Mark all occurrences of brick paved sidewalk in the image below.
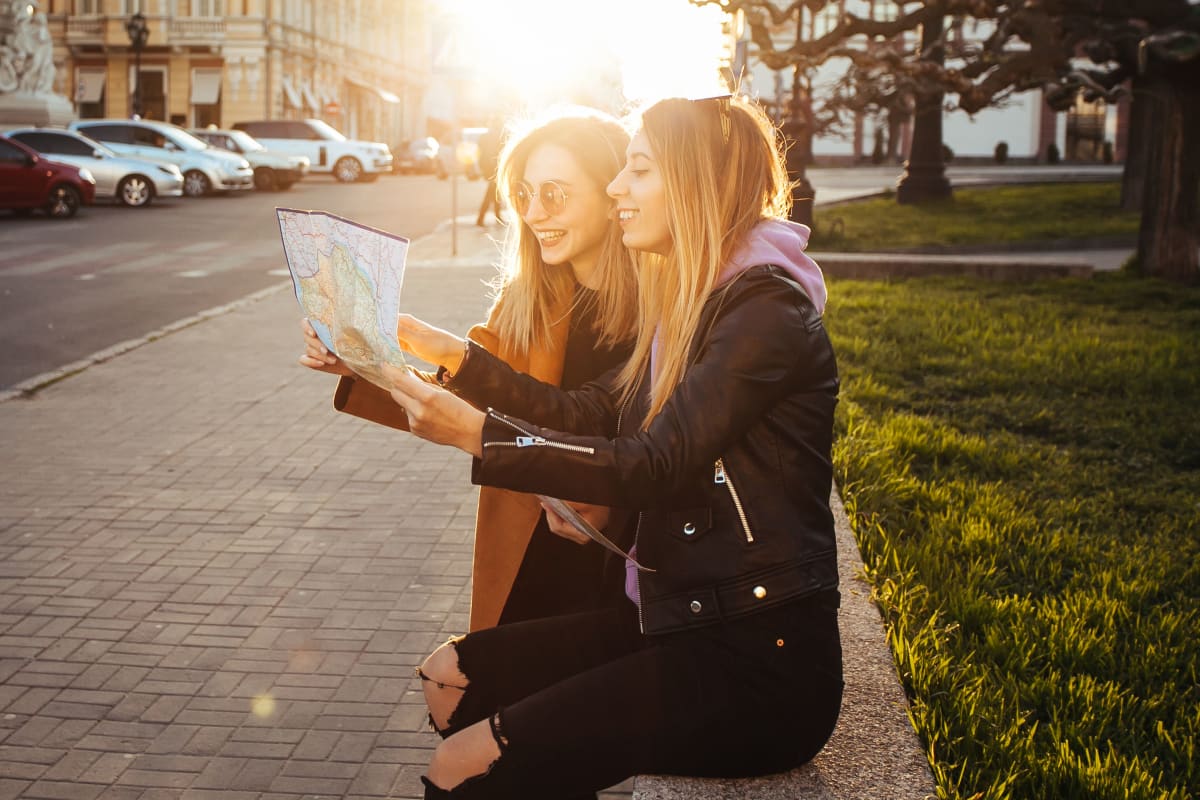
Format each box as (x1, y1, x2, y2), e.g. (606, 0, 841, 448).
(0, 253, 564, 799)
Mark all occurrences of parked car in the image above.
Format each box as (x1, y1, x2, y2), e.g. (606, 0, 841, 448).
(68, 118, 253, 198)
(4, 126, 182, 207)
(190, 127, 309, 191)
(232, 119, 392, 182)
(0, 135, 96, 218)
(393, 136, 441, 175)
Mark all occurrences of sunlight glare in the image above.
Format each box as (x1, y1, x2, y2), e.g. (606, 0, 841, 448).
(438, 0, 729, 111)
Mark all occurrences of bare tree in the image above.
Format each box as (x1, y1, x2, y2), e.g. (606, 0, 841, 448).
(701, 0, 1200, 281)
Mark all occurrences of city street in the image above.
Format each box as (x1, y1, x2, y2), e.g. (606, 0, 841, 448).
(0, 172, 482, 390)
(0, 162, 1122, 392)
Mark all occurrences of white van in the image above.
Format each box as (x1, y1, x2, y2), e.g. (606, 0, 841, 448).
(232, 119, 392, 182)
(69, 118, 253, 197)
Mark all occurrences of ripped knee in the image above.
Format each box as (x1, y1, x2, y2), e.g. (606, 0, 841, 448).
(425, 713, 507, 794)
(418, 636, 470, 734)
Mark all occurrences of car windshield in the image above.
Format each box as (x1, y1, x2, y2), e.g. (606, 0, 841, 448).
(306, 119, 346, 141)
(72, 133, 119, 158)
(164, 126, 211, 151)
(227, 130, 265, 152)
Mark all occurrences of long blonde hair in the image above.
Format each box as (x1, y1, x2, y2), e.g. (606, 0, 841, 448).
(486, 107, 638, 355)
(616, 96, 792, 427)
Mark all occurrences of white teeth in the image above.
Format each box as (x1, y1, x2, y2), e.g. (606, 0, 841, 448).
(537, 230, 565, 243)
(618, 210, 636, 221)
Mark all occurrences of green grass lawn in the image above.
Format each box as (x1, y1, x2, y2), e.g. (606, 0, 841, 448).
(825, 272, 1199, 799)
(810, 182, 1139, 251)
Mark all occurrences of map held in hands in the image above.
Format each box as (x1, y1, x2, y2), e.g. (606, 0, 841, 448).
(277, 208, 409, 388)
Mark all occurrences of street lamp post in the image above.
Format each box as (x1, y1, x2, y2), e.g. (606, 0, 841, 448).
(125, 12, 149, 119)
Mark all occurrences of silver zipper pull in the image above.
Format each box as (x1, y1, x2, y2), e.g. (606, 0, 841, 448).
(516, 436, 545, 447)
(714, 460, 726, 484)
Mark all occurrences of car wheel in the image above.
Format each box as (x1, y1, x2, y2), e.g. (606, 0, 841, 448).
(118, 175, 154, 207)
(333, 157, 363, 183)
(45, 184, 82, 218)
(254, 167, 279, 192)
(183, 169, 212, 197)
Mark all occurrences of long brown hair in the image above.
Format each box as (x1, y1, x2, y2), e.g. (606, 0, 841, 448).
(486, 107, 638, 355)
(616, 96, 792, 426)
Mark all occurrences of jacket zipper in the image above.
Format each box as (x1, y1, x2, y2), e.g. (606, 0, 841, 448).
(714, 458, 754, 543)
(483, 409, 596, 454)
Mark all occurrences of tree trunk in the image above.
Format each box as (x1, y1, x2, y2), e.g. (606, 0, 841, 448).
(1120, 75, 1149, 212)
(1136, 67, 1200, 283)
(896, 7, 952, 205)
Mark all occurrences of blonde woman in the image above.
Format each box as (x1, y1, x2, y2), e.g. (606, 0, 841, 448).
(385, 95, 841, 799)
(300, 107, 638, 631)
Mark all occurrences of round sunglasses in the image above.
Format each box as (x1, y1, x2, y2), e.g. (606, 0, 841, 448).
(509, 180, 568, 216)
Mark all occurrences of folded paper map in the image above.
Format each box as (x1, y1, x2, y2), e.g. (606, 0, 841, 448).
(537, 495, 655, 572)
(277, 208, 408, 389)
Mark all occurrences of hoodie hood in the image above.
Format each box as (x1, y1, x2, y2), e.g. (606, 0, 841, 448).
(719, 218, 826, 314)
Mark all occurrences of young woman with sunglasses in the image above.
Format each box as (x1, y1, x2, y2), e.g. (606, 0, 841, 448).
(383, 94, 841, 799)
(300, 107, 638, 632)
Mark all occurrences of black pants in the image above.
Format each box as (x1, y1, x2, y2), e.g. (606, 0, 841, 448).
(433, 591, 843, 799)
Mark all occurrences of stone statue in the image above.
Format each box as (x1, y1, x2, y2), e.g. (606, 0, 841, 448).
(0, 0, 55, 95)
(0, 0, 73, 125)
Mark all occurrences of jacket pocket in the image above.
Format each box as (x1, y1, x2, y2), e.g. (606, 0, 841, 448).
(668, 507, 712, 543)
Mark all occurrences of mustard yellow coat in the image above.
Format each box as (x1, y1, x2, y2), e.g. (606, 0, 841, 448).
(332, 297, 572, 632)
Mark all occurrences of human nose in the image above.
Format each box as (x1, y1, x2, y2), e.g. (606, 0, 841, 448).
(522, 191, 549, 222)
(607, 169, 627, 199)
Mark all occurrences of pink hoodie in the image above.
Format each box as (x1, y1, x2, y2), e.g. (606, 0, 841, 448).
(718, 217, 827, 313)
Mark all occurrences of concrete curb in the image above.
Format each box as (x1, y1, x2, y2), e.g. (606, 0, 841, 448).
(0, 281, 292, 404)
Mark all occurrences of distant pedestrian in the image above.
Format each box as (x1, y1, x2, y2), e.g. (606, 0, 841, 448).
(385, 94, 841, 799)
(299, 106, 639, 633)
(475, 121, 504, 226)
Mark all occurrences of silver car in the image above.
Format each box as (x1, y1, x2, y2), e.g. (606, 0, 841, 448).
(4, 127, 183, 207)
(69, 119, 253, 197)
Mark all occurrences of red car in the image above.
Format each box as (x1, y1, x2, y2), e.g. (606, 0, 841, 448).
(0, 134, 96, 219)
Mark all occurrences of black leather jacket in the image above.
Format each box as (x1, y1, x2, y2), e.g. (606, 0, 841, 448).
(449, 265, 840, 635)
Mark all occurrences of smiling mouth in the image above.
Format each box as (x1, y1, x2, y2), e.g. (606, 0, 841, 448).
(536, 230, 565, 244)
(617, 210, 636, 222)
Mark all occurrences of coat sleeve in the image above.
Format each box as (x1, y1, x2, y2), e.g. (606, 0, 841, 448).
(470, 274, 836, 507)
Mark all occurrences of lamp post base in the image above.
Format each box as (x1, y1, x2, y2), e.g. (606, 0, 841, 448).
(896, 159, 952, 205)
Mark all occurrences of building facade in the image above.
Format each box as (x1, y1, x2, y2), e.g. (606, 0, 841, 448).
(40, 0, 431, 148)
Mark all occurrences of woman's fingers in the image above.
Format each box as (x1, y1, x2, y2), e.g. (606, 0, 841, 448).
(298, 318, 354, 376)
(382, 365, 485, 457)
(540, 503, 591, 545)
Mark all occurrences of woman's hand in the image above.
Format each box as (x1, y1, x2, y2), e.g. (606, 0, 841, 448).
(396, 314, 467, 372)
(298, 318, 355, 377)
(541, 501, 612, 546)
(383, 365, 484, 457)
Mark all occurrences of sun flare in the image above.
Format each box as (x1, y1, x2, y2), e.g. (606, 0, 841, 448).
(435, 0, 729, 113)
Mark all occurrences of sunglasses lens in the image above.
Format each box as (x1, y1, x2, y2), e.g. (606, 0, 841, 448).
(541, 184, 566, 215)
(511, 184, 532, 215)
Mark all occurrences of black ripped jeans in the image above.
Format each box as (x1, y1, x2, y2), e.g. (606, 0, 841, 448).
(426, 591, 843, 799)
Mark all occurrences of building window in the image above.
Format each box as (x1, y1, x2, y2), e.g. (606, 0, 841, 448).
(872, 0, 898, 22)
(812, 4, 840, 39)
(124, 0, 149, 14)
(192, 0, 224, 16)
(75, 0, 101, 14)
(191, 68, 222, 127)
(75, 68, 106, 118)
